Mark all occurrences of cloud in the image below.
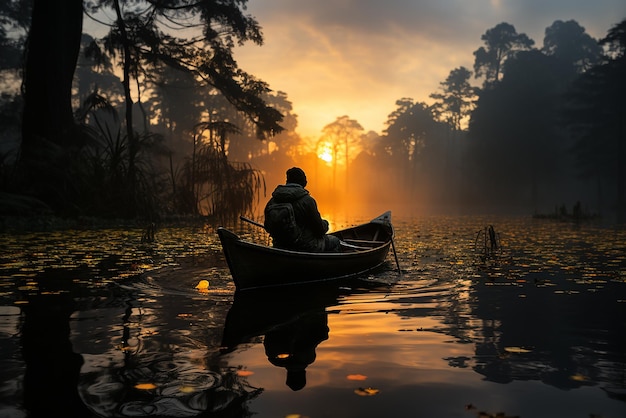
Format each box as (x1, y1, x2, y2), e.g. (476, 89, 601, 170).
(236, 0, 626, 137)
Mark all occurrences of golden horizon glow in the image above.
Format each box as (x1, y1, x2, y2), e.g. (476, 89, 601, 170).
(318, 144, 333, 163)
(233, 3, 618, 139)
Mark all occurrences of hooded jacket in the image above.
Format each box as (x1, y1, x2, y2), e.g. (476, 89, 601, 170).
(264, 183, 329, 251)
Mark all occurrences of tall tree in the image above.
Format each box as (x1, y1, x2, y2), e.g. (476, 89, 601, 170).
(542, 20, 602, 75)
(473, 22, 534, 88)
(469, 49, 571, 210)
(21, 0, 83, 161)
(18, 0, 285, 216)
(430, 66, 477, 131)
(321, 115, 363, 192)
(383, 99, 442, 200)
(563, 19, 626, 219)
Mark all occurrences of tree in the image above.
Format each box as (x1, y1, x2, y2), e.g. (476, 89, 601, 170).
(19, 0, 84, 213)
(430, 66, 477, 131)
(563, 19, 626, 219)
(542, 20, 602, 75)
(320, 115, 363, 192)
(18, 0, 285, 217)
(468, 50, 571, 210)
(21, 0, 83, 161)
(473, 22, 534, 88)
(383, 99, 443, 202)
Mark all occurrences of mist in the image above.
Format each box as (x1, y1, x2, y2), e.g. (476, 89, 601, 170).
(0, 3, 624, 223)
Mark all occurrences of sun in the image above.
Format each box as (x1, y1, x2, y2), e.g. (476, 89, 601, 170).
(319, 149, 333, 163)
(317, 142, 333, 163)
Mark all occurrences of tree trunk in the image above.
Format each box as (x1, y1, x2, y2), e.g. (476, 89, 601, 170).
(21, 0, 83, 161)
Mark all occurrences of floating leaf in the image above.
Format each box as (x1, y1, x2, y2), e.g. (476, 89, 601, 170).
(195, 280, 210, 291)
(237, 370, 254, 377)
(354, 387, 379, 396)
(276, 353, 290, 359)
(504, 347, 531, 353)
(347, 374, 368, 381)
(134, 383, 157, 390)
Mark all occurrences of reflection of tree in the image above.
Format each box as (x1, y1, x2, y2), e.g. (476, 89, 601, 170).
(21, 272, 91, 417)
(469, 280, 626, 391)
(80, 285, 262, 417)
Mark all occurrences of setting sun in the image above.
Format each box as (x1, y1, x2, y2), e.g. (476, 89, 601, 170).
(317, 142, 333, 163)
(319, 149, 333, 163)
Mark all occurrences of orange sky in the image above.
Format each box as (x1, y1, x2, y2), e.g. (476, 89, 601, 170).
(234, 0, 626, 139)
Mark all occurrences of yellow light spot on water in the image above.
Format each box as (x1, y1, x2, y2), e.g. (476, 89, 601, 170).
(354, 387, 379, 396)
(179, 386, 196, 393)
(134, 383, 157, 390)
(196, 279, 209, 289)
(276, 353, 290, 359)
(504, 347, 531, 353)
(195, 280, 210, 293)
(237, 370, 255, 377)
(570, 374, 587, 381)
(347, 374, 368, 381)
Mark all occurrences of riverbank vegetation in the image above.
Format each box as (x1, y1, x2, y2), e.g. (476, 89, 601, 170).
(1, 2, 625, 223)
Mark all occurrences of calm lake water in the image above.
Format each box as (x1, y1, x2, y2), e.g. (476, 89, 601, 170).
(0, 214, 625, 418)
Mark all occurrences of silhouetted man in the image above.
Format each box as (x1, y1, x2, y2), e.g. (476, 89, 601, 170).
(264, 167, 340, 252)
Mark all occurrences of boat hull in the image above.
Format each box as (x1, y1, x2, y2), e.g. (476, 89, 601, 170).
(218, 212, 393, 290)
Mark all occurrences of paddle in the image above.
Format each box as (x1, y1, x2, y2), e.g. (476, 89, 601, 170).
(240, 215, 266, 230)
(390, 235, 402, 276)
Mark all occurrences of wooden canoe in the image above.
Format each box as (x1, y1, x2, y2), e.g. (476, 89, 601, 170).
(217, 211, 394, 291)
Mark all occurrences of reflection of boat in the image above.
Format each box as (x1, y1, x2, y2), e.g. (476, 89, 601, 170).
(220, 283, 345, 351)
(217, 211, 394, 290)
(221, 281, 384, 391)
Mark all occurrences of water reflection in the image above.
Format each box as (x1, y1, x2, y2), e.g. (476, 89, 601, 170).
(21, 270, 91, 418)
(0, 218, 625, 417)
(221, 281, 387, 392)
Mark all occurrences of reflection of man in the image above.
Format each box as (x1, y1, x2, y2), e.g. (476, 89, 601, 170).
(263, 312, 329, 391)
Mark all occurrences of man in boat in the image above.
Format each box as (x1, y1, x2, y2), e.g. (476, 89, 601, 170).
(264, 167, 340, 252)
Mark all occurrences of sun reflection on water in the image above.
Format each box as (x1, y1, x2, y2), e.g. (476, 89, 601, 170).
(0, 216, 625, 417)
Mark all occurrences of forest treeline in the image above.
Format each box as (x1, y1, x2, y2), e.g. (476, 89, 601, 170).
(0, 1, 625, 222)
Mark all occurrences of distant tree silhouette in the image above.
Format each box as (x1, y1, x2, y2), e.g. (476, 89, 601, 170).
(563, 19, 626, 219)
(542, 20, 602, 75)
(469, 50, 569, 209)
(383, 99, 445, 203)
(321, 115, 363, 192)
(430, 66, 477, 131)
(473, 22, 534, 88)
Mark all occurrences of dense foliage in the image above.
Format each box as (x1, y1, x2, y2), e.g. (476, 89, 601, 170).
(0, 1, 624, 221)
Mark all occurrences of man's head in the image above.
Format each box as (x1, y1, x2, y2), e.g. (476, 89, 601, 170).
(286, 167, 307, 187)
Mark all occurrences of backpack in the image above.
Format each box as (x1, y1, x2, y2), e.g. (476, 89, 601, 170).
(264, 202, 301, 244)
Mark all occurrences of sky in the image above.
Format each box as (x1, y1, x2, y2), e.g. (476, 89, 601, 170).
(233, 0, 626, 139)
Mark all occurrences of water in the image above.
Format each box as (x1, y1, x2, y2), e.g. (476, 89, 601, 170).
(0, 215, 625, 417)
